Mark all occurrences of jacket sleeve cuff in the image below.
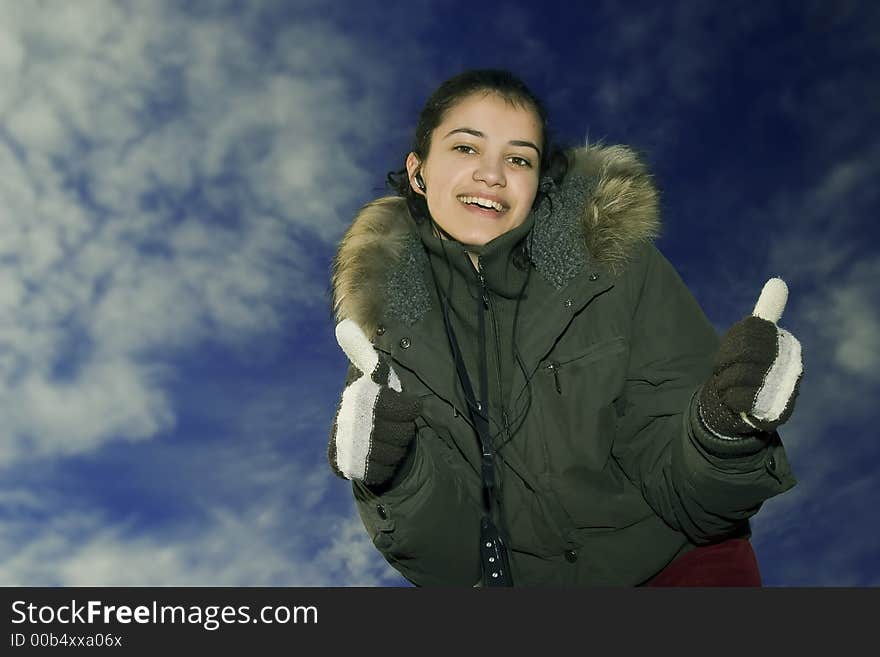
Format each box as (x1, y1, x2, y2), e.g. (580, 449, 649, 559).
(689, 388, 773, 458)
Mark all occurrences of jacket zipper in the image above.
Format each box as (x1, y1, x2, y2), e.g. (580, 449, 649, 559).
(475, 255, 515, 445)
(476, 256, 490, 309)
(545, 361, 562, 394)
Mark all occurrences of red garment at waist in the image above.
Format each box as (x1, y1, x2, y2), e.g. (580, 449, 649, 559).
(644, 538, 762, 587)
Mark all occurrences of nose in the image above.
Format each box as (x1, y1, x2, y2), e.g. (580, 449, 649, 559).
(473, 154, 506, 187)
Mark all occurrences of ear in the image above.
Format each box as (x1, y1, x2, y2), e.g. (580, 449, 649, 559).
(405, 152, 425, 197)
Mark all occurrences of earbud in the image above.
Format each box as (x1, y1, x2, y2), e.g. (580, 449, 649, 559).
(415, 172, 426, 192)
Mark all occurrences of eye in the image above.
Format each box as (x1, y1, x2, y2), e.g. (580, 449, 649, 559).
(508, 156, 533, 168)
(453, 144, 477, 154)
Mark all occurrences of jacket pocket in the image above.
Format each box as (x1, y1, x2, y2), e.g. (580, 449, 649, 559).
(540, 335, 626, 395)
(536, 335, 627, 470)
(535, 335, 647, 527)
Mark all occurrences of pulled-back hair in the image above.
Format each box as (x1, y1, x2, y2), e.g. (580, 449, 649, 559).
(387, 69, 569, 224)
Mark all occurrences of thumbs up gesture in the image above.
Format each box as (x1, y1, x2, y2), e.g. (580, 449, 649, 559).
(328, 319, 422, 485)
(699, 278, 804, 439)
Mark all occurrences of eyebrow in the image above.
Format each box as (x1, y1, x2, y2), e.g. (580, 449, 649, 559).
(443, 127, 542, 158)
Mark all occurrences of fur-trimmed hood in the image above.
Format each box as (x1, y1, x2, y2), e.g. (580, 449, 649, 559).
(332, 144, 660, 338)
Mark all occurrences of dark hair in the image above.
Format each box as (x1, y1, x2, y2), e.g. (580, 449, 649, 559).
(386, 69, 569, 224)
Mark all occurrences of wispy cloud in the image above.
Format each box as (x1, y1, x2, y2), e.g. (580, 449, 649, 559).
(0, 489, 401, 586)
(0, 373, 405, 586)
(746, 123, 880, 584)
(0, 0, 415, 585)
(805, 260, 879, 381)
(1, 0, 875, 587)
(562, 1, 880, 584)
(0, 1, 387, 463)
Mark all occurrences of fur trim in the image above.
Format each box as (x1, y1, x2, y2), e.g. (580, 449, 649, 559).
(331, 196, 416, 339)
(332, 144, 660, 336)
(569, 144, 660, 275)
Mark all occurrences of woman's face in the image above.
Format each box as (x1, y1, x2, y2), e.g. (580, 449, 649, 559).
(407, 92, 542, 247)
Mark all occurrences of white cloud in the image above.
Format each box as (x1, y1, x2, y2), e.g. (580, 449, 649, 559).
(0, 1, 387, 463)
(0, 499, 401, 586)
(14, 359, 173, 456)
(0, 373, 410, 586)
(804, 260, 880, 380)
(0, 23, 25, 114)
(0, 429, 405, 587)
(742, 133, 879, 585)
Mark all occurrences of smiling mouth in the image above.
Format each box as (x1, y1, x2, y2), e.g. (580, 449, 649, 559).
(457, 195, 507, 213)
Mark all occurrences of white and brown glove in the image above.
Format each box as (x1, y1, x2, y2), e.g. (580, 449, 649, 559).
(328, 319, 422, 486)
(699, 278, 804, 438)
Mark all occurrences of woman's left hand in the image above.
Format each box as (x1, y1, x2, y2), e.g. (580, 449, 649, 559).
(699, 278, 804, 438)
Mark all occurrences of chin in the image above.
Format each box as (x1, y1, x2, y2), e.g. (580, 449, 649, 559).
(461, 232, 496, 247)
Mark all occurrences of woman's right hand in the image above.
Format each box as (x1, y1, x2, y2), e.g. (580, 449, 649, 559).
(328, 319, 422, 486)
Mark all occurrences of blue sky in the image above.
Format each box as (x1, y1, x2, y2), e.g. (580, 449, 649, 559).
(0, 0, 876, 586)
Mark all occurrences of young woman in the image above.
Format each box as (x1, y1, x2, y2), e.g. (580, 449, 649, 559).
(328, 69, 802, 586)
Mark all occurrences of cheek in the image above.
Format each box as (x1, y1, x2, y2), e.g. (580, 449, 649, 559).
(427, 168, 456, 199)
(517, 179, 540, 210)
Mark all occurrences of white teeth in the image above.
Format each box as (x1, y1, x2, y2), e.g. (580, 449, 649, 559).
(457, 195, 504, 212)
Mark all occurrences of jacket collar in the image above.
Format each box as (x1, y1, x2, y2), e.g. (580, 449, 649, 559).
(418, 205, 536, 300)
(331, 144, 660, 338)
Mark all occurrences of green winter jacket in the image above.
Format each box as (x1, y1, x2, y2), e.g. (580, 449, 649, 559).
(331, 144, 797, 586)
